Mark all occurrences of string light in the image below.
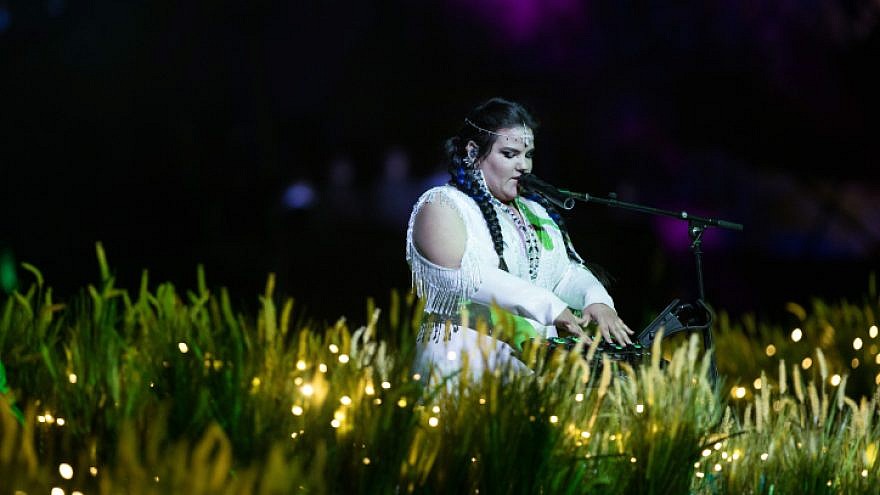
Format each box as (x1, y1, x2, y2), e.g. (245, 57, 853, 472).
(330, 419, 341, 428)
(68, 373, 77, 384)
(373, 398, 382, 405)
(870, 325, 878, 338)
(338, 354, 349, 363)
(714, 464, 722, 472)
(830, 374, 841, 386)
(363, 457, 371, 465)
(90, 467, 98, 476)
(765, 344, 776, 356)
(340, 395, 352, 406)
(802, 357, 813, 369)
(753, 378, 762, 390)
(381, 381, 391, 389)
(852, 358, 860, 369)
(428, 417, 439, 427)
(854, 338, 863, 350)
(791, 328, 803, 342)
(630, 457, 637, 463)
(51, 488, 64, 495)
(695, 472, 705, 478)
(291, 405, 303, 416)
(575, 393, 584, 402)
(59, 463, 73, 479)
(300, 384, 314, 396)
(581, 431, 590, 439)
(432, 405, 440, 413)
(732, 387, 746, 399)
(479, 397, 486, 405)
(397, 398, 408, 408)
(329, 344, 339, 354)
(549, 416, 559, 424)
(56, 418, 65, 426)
(635, 404, 644, 413)
(319, 363, 328, 373)
(760, 453, 769, 461)
(365, 384, 375, 395)
(862, 469, 869, 478)
(296, 360, 307, 370)
(294, 377, 303, 386)
(412, 373, 421, 380)
(702, 449, 712, 457)
(178, 342, 189, 353)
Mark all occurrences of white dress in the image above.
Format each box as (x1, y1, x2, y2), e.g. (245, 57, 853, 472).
(405, 180, 614, 383)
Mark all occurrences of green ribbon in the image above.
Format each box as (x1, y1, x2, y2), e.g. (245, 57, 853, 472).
(516, 199, 557, 251)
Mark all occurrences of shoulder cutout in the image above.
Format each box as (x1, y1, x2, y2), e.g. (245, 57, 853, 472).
(412, 200, 467, 269)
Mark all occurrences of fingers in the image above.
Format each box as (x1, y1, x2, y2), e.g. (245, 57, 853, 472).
(599, 319, 633, 346)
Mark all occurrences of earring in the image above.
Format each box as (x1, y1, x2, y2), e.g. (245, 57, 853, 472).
(463, 147, 478, 169)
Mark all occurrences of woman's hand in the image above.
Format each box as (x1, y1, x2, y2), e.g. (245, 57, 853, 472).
(553, 308, 591, 341)
(583, 303, 633, 346)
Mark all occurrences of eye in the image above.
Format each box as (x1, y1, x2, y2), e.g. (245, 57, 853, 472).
(525, 150, 534, 159)
(502, 151, 516, 159)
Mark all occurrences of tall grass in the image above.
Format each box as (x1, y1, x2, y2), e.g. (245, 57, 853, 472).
(1, 244, 878, 493)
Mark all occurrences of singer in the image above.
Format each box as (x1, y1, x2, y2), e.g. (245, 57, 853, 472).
(406, 97, 632, 382)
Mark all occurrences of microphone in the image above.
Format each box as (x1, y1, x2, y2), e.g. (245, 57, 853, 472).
(518, 173, 576, 210)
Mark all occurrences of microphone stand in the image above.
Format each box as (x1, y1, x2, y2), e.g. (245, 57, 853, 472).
(556, 188, 744, 389)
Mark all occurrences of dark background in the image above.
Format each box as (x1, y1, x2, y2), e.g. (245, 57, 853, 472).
(3, 0, 879, 326)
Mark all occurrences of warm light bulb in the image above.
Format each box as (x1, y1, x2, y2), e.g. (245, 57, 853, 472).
(340, 395, 352, 406)
(575, 393, 584, 402)
(59, 463, 74, 479)
(178, 342, 189, 353)
(365, 384, 375, 395)
(830, 374, 841, 386)
(870, 325, 878, 338)
(428, 417, 439, 427)
(328, 344, 339, 354)
(291, 405, 303, 416)
(301, 384, 314, 396)
(68, 374, 77, 384)
(549, 416, 559, 424)
(802, 357, 813, 369)
(753, 378, 762, 390)
(765, 344, 776, 356)
(381, 381, 391, 389)
(635, 404, 644, 413)
(319, 363, 328, 373)
(338, 354, 349, 363)
(854, 338, 864, 350)
(791, 328, 803, 342)
(760, 453, 769, 461)
(296, 360, 307, 370)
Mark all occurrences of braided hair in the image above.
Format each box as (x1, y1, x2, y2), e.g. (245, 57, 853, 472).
(443, 97, 587, 273)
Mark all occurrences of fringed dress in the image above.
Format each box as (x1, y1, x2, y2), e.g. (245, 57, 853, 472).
(405, 183, 614, 382)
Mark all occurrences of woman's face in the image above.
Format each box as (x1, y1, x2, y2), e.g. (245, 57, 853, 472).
(475, 127, 534, 203)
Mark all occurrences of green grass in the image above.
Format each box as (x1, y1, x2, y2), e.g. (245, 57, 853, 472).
(1, 244, 878, 494)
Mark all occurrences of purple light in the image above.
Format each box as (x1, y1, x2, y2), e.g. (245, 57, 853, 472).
(653, 215, 725, 254)
(451, 0, 584, 42)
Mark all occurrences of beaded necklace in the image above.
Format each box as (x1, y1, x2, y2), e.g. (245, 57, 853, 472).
(474, 171, 541, 280)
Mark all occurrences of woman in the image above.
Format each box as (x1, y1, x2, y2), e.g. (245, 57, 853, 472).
(406, 97, 632, 381)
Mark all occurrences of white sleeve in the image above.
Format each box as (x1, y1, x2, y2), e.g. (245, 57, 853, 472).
(470, 266, 569, 326)
(553, 262, 615, 311)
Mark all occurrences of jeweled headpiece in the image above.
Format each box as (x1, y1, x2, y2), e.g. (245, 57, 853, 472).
(464, 118, 534, 147)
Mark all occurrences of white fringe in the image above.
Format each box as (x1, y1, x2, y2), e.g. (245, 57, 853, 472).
(405, 187, 483, 318)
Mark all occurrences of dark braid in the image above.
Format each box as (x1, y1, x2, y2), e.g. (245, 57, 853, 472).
(448, 140, 509, 271)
